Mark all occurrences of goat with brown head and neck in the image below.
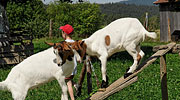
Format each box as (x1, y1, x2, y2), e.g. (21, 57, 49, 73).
(45, 41, 87, 66)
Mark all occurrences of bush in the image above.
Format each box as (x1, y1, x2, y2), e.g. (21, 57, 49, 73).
(6, 0, 49, 38)
(47, 2, 103, 38)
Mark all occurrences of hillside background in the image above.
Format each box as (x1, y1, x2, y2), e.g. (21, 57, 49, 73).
(119, 0, 157, 6)
(99, 1, 159, 31)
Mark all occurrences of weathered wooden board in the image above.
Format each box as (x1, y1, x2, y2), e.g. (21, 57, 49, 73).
(0, 43, 33, 53)
(0, 51, 33, 57)
(153, 43, 180, 53)
(90, 76, 138, 100)
(89, 42, 176, 100)
(0, 35, 32, 42)
(0, 55, 27, 64)
(172, 44, 180, 53)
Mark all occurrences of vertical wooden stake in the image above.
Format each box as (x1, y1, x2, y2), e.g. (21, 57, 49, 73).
(49, 19, 53, 38)
(87, 60, 92, 95)
(168, 18, 171, 42)
(160, 55, 168, 100)
(77, 61, 86, 96)
(145, 12, 148, 31)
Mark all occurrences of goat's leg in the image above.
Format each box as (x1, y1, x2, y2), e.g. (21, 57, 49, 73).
(11, 88, 28, 100)
(136, 45, 145, 64)
(54, 71, 68, 100)
(124, 44, 138, 78)
(99, 54, 108, 88)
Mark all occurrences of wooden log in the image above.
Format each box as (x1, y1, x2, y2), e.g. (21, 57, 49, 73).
(153, 43, 180, 53)
(89, 42, 176, 100)
(172, 44, 180, 53)
(0, 51, 33, 57)
(160, 55, 168, 100)
(153, 45, 168, 52)
(0, 55, 26, 64)
(0, 35, 33, 42)
(0, 43, 33, 53)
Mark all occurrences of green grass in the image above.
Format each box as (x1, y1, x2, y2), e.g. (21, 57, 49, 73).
(0, 38, 179, 100)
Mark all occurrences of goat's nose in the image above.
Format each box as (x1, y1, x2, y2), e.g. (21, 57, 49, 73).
(57, 64, 61, 66)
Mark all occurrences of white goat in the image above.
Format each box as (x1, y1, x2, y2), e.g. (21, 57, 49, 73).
(82, 18, 157, 88)
(0, 43, 81, 100)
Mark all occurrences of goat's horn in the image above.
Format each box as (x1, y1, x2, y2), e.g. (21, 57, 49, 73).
(45, 42, 55, 46)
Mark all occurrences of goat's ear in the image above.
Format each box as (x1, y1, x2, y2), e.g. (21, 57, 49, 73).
(80, 41, 85, 46)
(79, 40, 87, 50)
(45, 42, 55, 46)
(72, 49, 82, 63)
(78, 40, 83, 45)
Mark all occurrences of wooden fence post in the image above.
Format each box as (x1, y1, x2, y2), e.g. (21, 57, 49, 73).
(160, 55, 168, 100)
(87, 60, 92, 95)
(76, 61, 86, 96)
(49, 19, 53, 38)
(168, 18, 171, 42)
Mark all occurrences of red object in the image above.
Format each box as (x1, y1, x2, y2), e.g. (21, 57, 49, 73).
(59, 24, 74, 35)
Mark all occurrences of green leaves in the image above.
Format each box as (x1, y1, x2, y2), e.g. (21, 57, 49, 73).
(6, 0, 49, 38)
(47, 2, 103, 38)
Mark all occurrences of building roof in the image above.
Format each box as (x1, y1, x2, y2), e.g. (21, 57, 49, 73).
(154, 0, 180, 4)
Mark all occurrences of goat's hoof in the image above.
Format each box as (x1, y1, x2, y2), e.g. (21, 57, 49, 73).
(74, 84, 82, 96)
(124, 72, 133, 78)
(101, 76, 109, 88)
(98, 88, 106, 92)
(126, 68, 130, 73)
(76, 89, 82, 97)
(101, 80, 108, 88)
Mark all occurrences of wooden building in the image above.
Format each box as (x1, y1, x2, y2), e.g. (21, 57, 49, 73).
(154, 0, 180, 42)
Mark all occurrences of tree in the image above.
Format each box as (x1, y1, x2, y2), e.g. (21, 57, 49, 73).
(6, 0, 49, 38)
(47, 2, 103, 38)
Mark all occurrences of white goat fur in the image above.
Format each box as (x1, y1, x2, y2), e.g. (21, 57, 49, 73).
(0, 47, 80, 100)
(83, 18, 157, 82)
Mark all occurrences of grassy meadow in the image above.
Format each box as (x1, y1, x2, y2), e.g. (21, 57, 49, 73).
(0, 37, 179, 100)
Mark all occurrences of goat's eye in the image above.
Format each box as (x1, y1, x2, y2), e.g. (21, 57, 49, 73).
(53, 49, 58, 55)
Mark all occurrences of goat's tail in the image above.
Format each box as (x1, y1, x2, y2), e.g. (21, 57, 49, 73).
(144, 30, 157, 39)
(0, 81, 8, 90)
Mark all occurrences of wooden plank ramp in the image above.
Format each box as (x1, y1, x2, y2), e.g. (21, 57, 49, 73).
(89, 76, 138, 100)
(89, 42, 176, 100)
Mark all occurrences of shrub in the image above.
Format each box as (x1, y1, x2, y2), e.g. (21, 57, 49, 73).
(47, 2, 103, 38)
(6, 0, 49, 38)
